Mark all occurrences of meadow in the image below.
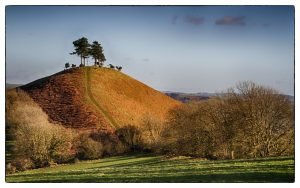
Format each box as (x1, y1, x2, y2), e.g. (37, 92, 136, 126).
(6, 153, 294, 183)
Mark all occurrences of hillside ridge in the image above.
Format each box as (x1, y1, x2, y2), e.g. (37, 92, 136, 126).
(85, 67, 119, 128)
(20, 67, 181, 131)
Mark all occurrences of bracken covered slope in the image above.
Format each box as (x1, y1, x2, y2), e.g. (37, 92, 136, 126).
(20, 67, 180, 131)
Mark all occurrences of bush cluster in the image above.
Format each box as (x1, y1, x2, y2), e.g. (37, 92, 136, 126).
(5, 90, 132, 173)
(158, 82, 294, 159)
(6, 90, 76, 172)
(76, 133, 103, 160)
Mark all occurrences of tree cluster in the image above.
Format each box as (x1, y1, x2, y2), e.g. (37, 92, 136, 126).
(70, 37, 106, 67)
(158, 82, 294, 159)
(67, 37, 123, 71)
(65, 37, 122, 71)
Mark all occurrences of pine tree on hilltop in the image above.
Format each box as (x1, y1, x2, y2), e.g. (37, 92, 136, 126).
(70, 37, 90, 66)
(100, 52, 106, 66)
(90, 41, 105, 66)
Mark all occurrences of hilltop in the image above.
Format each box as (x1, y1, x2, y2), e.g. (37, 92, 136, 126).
(20, 67, 180, 132)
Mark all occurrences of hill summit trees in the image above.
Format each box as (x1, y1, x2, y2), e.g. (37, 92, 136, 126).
(70, 37, 91, 66)
(70, 37, 106, 67)
(69, 37, 124, 71)
(90, 41, 106, 66)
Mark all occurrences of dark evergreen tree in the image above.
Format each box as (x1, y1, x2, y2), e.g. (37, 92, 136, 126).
(100, 53, 106, 65)
(90, 41, 104, 66)
(70, 37, 90, 66)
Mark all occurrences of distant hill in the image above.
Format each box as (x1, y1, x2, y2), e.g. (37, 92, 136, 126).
(163, 92, 216, 103)
(280, 94, 294, 102)
(6, 83, 22, 90)
(164, 91, 294, 103)
(20, 67, 180, 132)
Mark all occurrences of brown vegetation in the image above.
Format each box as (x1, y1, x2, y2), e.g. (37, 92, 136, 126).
(6, 67, 180, 172)
(6, 90, 75, 172)
(88, 67, 181, 126)
(6, 68, 293, 173)
(158, 82, 294, 159)
(20, 67, 180, 130)
(6, 89, 129, 172)
(20, 68, 111, 130)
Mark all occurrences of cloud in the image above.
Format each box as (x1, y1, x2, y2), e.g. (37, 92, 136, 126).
(185, 16, 205, 25)
(215, 16, 246, 26)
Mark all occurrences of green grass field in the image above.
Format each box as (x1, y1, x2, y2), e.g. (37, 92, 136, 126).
(6, 153, 294, 183)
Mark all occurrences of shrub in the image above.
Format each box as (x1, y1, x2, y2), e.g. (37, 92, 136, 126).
(160, 103, 217, 158)
(116, 125, 141, 151)
(89, 130, 128, 156)
(11, 158, 34, 172)
(13, 119, 75, 167)
(6, 163, 16, 174)
(11, 116, 75, 167)
(77, 134, 103, 160)
(136, 115, 166, 152)
(49, 127, 75, 163)
(73, 158, 80, 164)
(65, 62, 70, 69)
(6, 90, 76, 170)
(116, 66, 122, 71)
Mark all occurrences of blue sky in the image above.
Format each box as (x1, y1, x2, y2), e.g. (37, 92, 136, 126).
(6, 6, 294, 95)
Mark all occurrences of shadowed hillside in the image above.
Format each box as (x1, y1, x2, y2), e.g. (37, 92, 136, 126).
(20, 67, 180, 132)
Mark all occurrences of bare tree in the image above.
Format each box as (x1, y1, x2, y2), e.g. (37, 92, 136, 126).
(160, 81, 294, 159)
(226, 81, 294, 157)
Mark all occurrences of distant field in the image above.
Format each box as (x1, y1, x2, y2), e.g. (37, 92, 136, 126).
(6, 153, 294, 183)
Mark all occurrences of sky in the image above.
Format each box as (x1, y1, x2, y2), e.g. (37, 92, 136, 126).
(6, 6, 294, 95)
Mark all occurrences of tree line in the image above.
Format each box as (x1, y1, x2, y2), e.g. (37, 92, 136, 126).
(116, 81, 294, 160)
(5, 81, 294, 173)
(160, 82, 294, 159)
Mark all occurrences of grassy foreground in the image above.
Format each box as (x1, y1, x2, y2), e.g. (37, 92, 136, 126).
(6, 153, 294, 183)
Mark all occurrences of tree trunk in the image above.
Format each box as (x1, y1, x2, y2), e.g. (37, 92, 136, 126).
(231, 150, 235, 159)
(80, 56, 83, 65)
